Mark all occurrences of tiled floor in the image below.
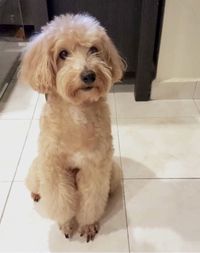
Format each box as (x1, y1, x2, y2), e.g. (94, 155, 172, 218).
(0, 79, 200, 252)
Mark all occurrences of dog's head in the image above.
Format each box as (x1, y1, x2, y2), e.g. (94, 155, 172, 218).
(19, 14, 125, 105)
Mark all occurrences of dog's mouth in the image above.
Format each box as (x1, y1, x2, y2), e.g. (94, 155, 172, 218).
(81, 86, 94, 91)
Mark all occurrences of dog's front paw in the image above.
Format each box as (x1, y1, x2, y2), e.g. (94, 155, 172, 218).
(80, 222, 99, 242)
(59, 218, 77, 239)
(31, 192, 41, 202)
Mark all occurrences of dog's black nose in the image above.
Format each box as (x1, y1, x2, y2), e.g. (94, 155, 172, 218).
(81, 70, 96, 84)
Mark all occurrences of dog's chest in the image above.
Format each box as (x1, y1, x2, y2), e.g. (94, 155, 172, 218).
(61, 106, 98, 149)
(41, 101, 110, 153)
(68, 106, 88, 125)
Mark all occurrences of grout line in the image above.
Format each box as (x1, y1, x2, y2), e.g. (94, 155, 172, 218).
(0, 180, 14, 183)
(121, 179, 131, 253)
(0, 118, 34, 121)
(193, 81, 200, 114)
(113, 91, 131, 253)
(11, 180, 24, 183)
(192, 81, 198, 99)
(194, 100, 200, 114)
(123, 177, 200, 180)
(0, 94, 40, 224)
(32, 93, 41, 119)
(116, 115, 200, 120)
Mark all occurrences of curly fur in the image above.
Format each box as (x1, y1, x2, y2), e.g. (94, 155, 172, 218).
(19, 13, 124, 241)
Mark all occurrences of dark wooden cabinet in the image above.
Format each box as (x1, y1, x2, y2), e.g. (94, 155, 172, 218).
(47, 0, 165, 101)
(48, 0, 141, 75)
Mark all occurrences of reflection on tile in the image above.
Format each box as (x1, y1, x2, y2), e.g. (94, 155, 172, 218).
(0, 80, 38, 119)
(0, 51, 19, 80)
(118, 117, 200, 178)
(107, 93, 116, 117)
(151, 80, 196, 99)
(115, 91, 199, 118)
(124, 179, 200, 252)
(112, 118, 121, 166)
(0, 120, 30, 181)
(0, 41, 6, 50)
(2, 41, 22, 51)
(114, 84, 134, 93)
(0, 182, 129, 252)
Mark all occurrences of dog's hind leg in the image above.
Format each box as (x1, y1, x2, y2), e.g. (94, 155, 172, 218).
(26, 157, 41, 202)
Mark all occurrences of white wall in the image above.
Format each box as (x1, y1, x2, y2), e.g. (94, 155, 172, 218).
(156, 0, 200, 81)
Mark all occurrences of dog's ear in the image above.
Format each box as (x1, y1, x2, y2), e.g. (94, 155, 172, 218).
(19, 34, 55, 93)
(102, 33, 126, 83)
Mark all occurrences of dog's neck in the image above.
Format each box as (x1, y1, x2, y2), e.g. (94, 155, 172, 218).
(45, 92, 107, 125)
(46, 92, 105, 108)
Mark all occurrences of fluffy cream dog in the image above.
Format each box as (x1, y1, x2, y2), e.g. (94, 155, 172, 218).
(19, 13, 125, 242)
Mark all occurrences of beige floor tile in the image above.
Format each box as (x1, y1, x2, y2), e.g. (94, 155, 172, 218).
(124, 179, 200, 252)
(118, 117, 200, 178)
(15, 120, 40, 181)
(0, 120, 30, 181)
(115, 91, 199, 118)
(0, 80, 38, 119)
(0, 182, 11, 218)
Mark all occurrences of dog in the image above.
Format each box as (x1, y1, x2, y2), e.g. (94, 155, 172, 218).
(19, 13, 125, 242)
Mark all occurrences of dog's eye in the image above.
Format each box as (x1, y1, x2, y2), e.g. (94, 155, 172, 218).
(59, 50, 69, 60)
(89, 46, 98, 54)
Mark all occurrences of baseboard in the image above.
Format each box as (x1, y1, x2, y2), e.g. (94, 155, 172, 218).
(151, 79, 200, 99)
